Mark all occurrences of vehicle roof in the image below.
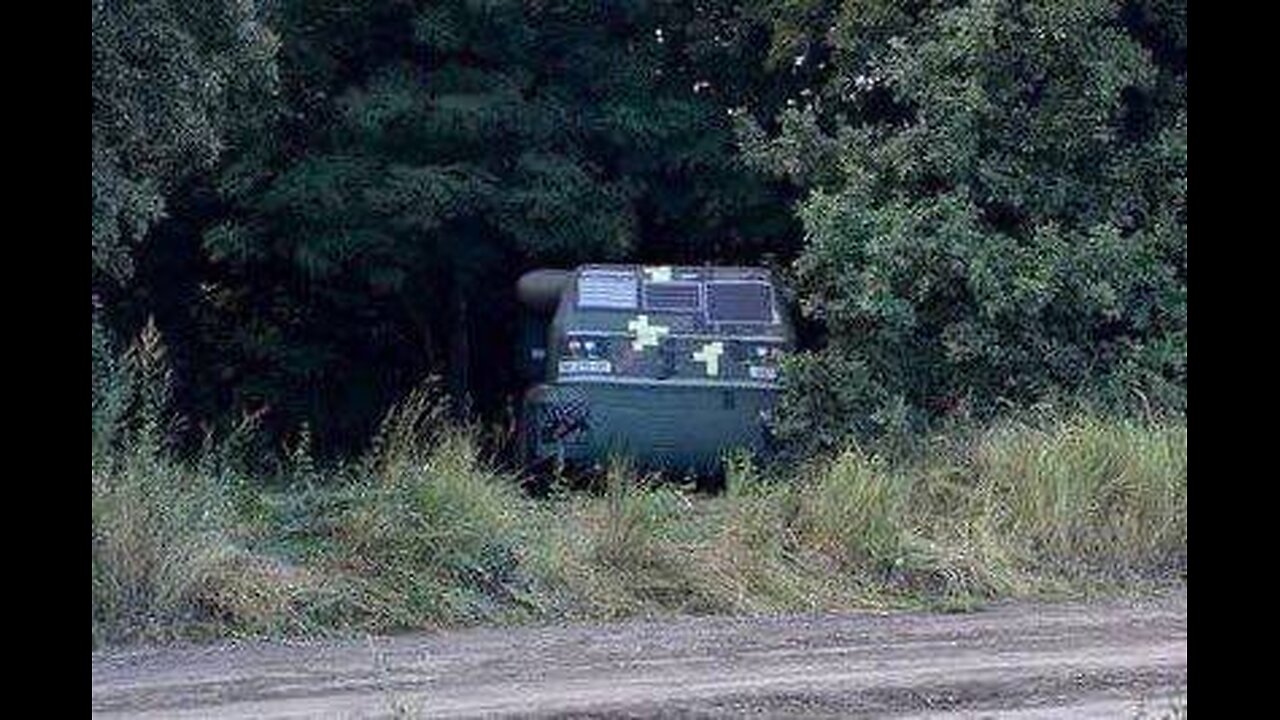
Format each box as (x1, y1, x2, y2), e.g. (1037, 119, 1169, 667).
(547, 264, 792, 386)
(560, 265, 787, 333)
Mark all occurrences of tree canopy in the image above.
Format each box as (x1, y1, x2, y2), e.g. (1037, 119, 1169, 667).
(92, 0, 280, 283)
(92, 0, 1187, 454)
(739, 0, 1186, 448)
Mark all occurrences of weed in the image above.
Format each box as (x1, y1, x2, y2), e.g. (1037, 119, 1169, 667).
(91, 354, 1187, 646)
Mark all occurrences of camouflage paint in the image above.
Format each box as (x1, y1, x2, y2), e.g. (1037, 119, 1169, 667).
(521, 265, 793, 474)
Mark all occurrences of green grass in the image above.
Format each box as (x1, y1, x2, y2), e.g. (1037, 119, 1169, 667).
(973, 415, 1187, 576)
(92, 370, 1187, 646)
(91, 437, 314, 645)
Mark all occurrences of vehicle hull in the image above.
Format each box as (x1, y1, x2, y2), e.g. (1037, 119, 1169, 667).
(522, 380, 778, 474)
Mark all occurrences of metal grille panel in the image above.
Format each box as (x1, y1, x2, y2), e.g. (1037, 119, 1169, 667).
(707, 282, 772, 322)
(644, 282, 701, 312)
(577, 270, 638, 309)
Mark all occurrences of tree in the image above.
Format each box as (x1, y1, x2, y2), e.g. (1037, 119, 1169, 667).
(92, 0, 280, 284)
(741, 0, 1187, 450)
(189, 0, 801, 447)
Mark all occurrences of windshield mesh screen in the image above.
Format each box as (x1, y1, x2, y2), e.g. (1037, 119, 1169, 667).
(644, 283, 700, 312)
(577, 270, 638, 309)
(707, 282, 772, 322)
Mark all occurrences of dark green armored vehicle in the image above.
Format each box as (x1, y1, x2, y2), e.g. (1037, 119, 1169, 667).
(516, 265, 794, 475)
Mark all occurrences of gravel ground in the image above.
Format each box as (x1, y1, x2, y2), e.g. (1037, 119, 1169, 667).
(92, 588, 1186, 718)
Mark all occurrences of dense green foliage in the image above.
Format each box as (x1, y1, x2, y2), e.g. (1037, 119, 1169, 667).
(740, 0, 1186, 449)
(92, 0, 1186, 457)
(92, 0, 279, 283)
(97, 0, 801, 447)
(91, 0, 1188, 650)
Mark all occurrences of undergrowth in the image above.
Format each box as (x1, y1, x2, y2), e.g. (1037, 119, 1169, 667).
(92, 321, 1187, 647)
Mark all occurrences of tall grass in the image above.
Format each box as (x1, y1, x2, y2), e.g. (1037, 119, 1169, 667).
(328, 385, 542, 629)
(973, 414, 1187, 576)
(92, 319, 307, 646)
(92, 326, 1187, 646)
(519, 458, 725, 618)
(795, 450, 905, 571)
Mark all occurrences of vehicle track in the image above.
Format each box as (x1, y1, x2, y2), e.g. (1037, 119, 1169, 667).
(91, 589, 1186, 718)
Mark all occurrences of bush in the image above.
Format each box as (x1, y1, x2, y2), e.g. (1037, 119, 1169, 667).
(748, 0, 1187, 453)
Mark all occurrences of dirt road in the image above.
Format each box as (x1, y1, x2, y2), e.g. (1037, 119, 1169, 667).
(92, 589, 1186, 718)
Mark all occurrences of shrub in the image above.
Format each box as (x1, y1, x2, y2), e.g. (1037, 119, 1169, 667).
(749, 0, 1187, 453)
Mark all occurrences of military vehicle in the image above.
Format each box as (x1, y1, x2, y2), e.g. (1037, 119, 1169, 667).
(516, 264, 794, 476)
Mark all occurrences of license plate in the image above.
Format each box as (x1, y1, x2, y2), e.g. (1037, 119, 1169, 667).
(559, 359, 612, 375)
(748, 365, 778, 381)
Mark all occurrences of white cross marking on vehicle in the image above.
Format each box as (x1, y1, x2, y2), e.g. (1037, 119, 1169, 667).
(627, 314, 670, 351)
(693, 341, 724, 376)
